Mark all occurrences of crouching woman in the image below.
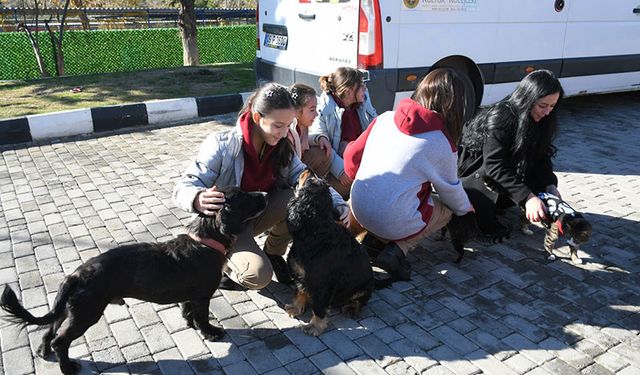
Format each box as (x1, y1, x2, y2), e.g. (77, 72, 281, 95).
(173, 83, 349, 290)
(344, 69, 475, 280)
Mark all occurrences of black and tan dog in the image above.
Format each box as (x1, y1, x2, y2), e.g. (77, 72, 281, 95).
(0, 187, 267, 375)
(285, 170, 374, 336)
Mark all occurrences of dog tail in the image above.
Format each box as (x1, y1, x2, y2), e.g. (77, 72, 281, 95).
(1, 276, 78, 327)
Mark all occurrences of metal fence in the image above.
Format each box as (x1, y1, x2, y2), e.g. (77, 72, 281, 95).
(0, 25, 255, 80)
(0, 8, 256, 31)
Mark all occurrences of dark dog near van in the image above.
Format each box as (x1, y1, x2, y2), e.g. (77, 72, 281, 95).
(0, 187, 267, 375)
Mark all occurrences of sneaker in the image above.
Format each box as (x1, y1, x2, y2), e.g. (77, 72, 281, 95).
(266, 254, 293, 285)
(373, 243, 411, 281)
(218, 274, 245, 291)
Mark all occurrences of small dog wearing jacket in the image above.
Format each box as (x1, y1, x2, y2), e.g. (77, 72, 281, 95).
(285, 170, 374, 336)
(0, 187, 267, 375)
(521, 193, 592, 264)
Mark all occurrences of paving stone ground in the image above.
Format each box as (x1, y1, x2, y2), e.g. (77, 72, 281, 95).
(0, 91, 639, 375)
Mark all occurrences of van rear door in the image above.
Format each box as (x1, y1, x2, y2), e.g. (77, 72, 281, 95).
(257, 0, 359, 80)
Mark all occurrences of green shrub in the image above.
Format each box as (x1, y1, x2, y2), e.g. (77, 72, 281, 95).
(0, 25, 255, 80)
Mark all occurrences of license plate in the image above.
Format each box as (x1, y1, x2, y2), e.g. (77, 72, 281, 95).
(264, 32, 288, 50)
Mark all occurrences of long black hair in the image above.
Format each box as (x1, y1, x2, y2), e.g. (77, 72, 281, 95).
(240, 83, 295, 183)
(461, 69, 564, 162)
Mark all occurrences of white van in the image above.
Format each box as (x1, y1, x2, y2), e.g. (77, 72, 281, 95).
(255, 0, 640, 113)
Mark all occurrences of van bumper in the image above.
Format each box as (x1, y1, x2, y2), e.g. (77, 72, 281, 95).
(255, 58, 399, 112)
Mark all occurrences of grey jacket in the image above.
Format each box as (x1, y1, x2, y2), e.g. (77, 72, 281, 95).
(309, 91, 377, 178)
(173, 120, 346, 213)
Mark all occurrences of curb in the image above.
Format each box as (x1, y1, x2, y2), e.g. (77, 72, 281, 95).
(0, 93, 248, 146)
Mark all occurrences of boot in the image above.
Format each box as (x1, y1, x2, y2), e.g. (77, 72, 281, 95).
(266, 254, 293, 285)
(360, 233, 387, 259)
(218, 274, 245, 291)
(373, 242, 411, 281)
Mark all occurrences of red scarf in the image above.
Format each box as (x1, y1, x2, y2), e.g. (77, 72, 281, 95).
(332, 93, 362, 143)
(239, 112, 277, 192)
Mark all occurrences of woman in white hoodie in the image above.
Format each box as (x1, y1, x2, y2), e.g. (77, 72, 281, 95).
(344, 69, 475, 281)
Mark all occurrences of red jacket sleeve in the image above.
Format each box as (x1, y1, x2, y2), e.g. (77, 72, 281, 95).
(343, 117, 377, 180)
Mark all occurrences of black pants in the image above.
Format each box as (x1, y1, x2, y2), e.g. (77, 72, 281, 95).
(462, 175, 547, 235)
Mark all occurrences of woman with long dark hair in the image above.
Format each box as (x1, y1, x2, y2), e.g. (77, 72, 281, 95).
(287, 83, 318, 157)
(344, 68, 476, 281)
(458, 69, 564, 240)
(173, 83, 349, 290)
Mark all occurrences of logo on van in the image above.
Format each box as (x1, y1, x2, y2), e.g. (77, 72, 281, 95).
(403, 0, 420, 9)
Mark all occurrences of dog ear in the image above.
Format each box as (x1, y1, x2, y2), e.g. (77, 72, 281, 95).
(217, 207, 244, 237)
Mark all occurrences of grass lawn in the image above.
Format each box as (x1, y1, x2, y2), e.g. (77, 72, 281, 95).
(0, 63, 256, 120)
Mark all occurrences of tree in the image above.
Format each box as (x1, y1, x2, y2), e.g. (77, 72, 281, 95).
(44, 0, 72, 76)
(173, 0, 200, 66)
(71, 0, 91, 30)
(16, 0, 50, 77)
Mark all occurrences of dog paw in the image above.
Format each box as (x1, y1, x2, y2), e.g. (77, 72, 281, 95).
(521, 227, 534, 235)
(36, 344, 52, 359)
(285, 304, 304, 318)
(341, 303, 361, 319)
(547, 254, 557, 261)
(302, 323, 325, 336)
(202, 326, 225, 341)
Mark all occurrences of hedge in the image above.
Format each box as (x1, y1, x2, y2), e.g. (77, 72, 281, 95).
(0, 25, 255, 80)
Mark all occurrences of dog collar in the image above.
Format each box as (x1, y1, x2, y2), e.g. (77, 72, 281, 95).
(188, 233, 228, 256)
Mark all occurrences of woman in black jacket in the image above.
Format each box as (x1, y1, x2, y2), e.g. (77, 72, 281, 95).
(458, 69, 564, 240)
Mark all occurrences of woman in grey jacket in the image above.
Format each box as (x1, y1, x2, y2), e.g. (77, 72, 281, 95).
(305, 67, 378, 198)
(173, 83, 349, 290)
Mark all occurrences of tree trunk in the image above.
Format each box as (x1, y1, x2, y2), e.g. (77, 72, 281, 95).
(178, 0, 200, 66)
(45, 21, 65, 76)
(20, 23, 50, 78)
(72, 0, 91, 30)
(45, 0, 71, 76)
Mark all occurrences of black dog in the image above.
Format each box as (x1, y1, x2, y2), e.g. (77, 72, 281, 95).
(0, 187, 267, 375)
(445, 211, 480, 263)
(285, 170, 374, 336)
